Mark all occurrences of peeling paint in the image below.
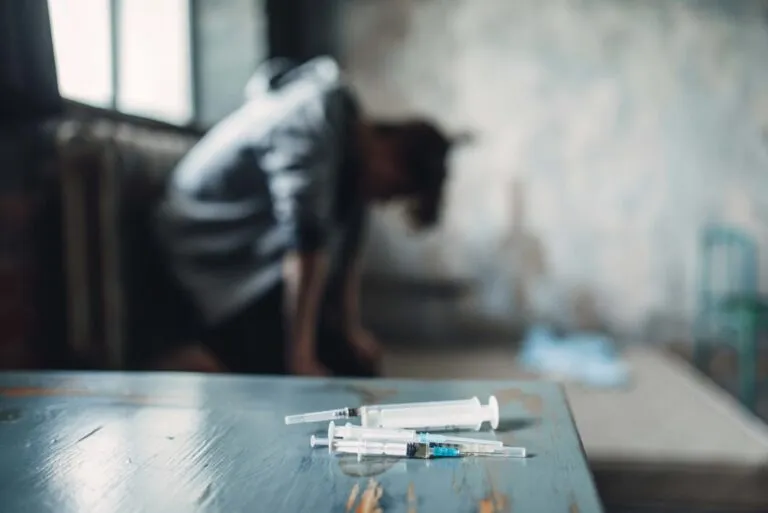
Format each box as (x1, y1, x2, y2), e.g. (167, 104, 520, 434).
(478, 469, 510, 513)
(407, 482, 417, 513)
(346, 482, 360, 512)
(347, 479, 383, 513)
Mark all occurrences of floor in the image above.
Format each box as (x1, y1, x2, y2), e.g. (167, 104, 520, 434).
(381, 346, 768, 466)
(666, 342, 768, 422)
(381, 345, 768, 513)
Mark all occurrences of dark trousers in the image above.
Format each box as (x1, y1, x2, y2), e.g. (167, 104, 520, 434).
(201, 283, 378, 377)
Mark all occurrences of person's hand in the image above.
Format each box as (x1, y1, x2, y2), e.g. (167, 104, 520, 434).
(289, 351, 331, 376)
(346, 325, 383, 366)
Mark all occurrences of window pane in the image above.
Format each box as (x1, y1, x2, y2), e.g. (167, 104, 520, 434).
(47, 0, 113, 107)
(117, 0, 193, 125)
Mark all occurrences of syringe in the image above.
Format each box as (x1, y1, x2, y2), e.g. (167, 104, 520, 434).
(310, 436, 526, 461)
(285, 396, 499, 431)
(329, 421, 503, 447)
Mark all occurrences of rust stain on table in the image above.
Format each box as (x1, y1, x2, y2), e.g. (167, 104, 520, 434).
(0, 386, 93, 398)
(407, 482, 417, 513)
(478, 463, 510, 513)
(494, 387, 543, 415)
(478, 494, 510, 513)
(0, 386, 193, 408)
(346, 482, 360, 512)
(346, 479, 383, 513)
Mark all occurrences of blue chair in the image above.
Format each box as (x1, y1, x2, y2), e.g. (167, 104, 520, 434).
(693, 224, 764, 411)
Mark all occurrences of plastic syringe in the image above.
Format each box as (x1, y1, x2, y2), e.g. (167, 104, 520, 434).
(285, 396, 499, 431)
(310, 436, 526, 460)
(329, 421, 503, 447)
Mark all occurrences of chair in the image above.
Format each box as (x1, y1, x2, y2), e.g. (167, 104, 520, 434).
(693, 224, 765, 410)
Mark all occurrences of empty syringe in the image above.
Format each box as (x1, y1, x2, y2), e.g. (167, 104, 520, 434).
(310, 436, 526, 461)
(285, 396, 499, 431)
(329, 421, 503, 447)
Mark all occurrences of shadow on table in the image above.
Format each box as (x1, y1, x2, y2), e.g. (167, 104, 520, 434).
(494, 418, 539, 432)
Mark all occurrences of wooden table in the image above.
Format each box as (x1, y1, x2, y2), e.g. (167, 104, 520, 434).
(0, 372, 603, 513)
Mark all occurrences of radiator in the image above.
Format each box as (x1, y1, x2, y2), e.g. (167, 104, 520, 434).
(54, 118, 196, 369)
(57, 122, 124, 368)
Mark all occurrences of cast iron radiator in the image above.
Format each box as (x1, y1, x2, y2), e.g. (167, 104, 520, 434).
(54, 118, 196, 369)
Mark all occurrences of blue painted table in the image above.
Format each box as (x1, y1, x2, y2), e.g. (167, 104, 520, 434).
(0, 372, 603, 512)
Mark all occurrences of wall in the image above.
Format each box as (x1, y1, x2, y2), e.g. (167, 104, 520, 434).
(344, 0, 768, 342)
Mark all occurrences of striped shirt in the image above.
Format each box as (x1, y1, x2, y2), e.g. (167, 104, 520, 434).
(156, 57, 365, 325)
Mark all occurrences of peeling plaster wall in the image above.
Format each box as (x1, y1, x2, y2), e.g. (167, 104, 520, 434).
(344, 0, 768, 342)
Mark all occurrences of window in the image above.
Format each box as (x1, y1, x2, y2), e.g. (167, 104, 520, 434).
(117, 0, 193, 124)
(47, 0, 194, 125)
(48, 0, 113, 107)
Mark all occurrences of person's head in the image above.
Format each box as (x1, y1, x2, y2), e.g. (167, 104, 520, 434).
(359, 119, 455, 230)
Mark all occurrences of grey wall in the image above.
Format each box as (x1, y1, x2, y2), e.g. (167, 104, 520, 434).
(345, 0, 768, 342)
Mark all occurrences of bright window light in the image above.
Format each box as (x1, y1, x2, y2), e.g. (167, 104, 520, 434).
(117, 0, 193, 125)
(47, 0, 193, 125)
(47, 0, 113, 107)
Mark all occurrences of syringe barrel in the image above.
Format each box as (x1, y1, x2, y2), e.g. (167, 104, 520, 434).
(331, 439, 410, 458)
(498, 446, 527, 458)
(424, 434, 503, 447)
(335, 423, 503, 447)
(448, 443, 502, 454)
(336, 423, 417, 442)
(360, 396, 500, 431)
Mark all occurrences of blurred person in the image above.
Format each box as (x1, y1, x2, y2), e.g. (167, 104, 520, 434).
(155, 56, 454, 377)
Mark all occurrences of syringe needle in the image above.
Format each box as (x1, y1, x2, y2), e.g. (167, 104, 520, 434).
(284, 407, 358, 425)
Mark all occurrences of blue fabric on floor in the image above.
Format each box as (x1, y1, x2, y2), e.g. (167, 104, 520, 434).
(518, 325, 630, 388)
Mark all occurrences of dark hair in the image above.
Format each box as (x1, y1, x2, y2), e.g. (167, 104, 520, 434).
(372, 120, 452, 229)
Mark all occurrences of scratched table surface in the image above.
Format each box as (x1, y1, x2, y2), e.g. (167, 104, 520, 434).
(0, 372, 603, 513)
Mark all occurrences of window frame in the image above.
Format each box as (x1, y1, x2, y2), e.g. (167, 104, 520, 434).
(49, 0, 201, 129)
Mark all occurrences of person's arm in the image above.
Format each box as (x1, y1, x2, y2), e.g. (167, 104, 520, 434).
(342, 256, 363, 330)
(283, 251, 329, 375)
(263, 84, 346, 375)
(341, 255, 382, 364)
(338, 211, 382, 364)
